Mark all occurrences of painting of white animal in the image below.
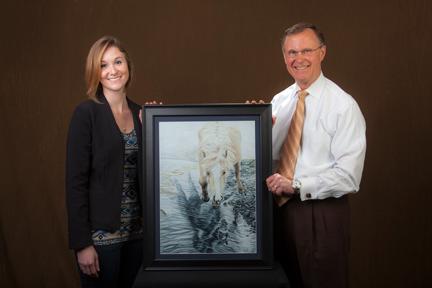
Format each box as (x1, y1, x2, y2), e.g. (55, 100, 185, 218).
(198, 122, 245, 207)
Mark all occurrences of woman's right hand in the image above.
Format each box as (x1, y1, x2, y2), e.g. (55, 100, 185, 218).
(77, 245, 99, 277)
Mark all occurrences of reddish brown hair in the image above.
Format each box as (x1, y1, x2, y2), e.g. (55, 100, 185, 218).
(85, 36, 133, 102)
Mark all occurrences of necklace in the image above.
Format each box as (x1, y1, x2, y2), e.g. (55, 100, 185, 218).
(112, 108, 131, 133)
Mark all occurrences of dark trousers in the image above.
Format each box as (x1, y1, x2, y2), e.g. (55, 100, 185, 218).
(276, 195, 350, 288)
(78, 239, 143, 288)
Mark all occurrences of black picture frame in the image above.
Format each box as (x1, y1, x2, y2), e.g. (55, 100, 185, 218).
(142, 104, 273, 270)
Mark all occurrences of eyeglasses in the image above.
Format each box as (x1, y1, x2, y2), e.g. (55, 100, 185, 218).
(285, 45, 323, 58)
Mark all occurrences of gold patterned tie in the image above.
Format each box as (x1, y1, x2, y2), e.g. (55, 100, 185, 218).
(276, 90, 308, 206)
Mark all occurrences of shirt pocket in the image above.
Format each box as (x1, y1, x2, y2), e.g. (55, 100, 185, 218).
(301, 118, 334, 163)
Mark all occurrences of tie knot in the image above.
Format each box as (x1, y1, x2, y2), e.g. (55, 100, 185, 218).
(298, 90, 308, 100)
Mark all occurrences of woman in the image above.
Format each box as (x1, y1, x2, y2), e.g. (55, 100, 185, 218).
(66, 36, 143, 288)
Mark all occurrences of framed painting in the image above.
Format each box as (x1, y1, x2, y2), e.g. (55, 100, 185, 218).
(142, 104, 273, 270)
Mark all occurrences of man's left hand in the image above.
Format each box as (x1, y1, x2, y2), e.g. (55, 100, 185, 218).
(266, 173, 295, 197)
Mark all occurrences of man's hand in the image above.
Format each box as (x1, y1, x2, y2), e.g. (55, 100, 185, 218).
(77, 245, 99, 277)
(245, 100, 265, 104)
(245, 100, 276, 125)
(266, 173, 295, 197)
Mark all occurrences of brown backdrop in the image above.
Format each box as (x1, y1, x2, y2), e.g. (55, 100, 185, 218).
(1, 0, 431, 287)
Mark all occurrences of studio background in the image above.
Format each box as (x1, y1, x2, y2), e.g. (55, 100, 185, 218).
(1, 0, 431, 287)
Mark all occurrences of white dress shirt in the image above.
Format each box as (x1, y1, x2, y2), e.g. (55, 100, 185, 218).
(271, 73, 366, 201)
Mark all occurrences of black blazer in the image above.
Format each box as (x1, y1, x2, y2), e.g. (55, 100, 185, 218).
(66, 95, 142, 250)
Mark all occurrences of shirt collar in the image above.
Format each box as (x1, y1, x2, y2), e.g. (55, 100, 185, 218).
(294, 72, 325, 100)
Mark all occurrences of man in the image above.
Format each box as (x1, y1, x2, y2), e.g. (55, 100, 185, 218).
(266, 23, 366, 288)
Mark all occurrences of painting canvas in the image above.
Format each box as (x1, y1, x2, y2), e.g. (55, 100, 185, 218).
(142, 104, 273, 269)
(159, 120, 257, 255)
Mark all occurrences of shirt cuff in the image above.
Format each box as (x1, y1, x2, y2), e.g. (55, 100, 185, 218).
(299, 176, 318, 201)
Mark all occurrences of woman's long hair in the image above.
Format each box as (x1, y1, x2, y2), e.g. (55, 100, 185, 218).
(85, 36, 133, 102)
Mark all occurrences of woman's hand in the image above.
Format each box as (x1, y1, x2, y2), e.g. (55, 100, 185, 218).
(140, 101, 163, 123)
(77, 245, 99, 277)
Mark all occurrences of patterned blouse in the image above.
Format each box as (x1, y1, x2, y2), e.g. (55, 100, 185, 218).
(92, 129, 143, 245)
